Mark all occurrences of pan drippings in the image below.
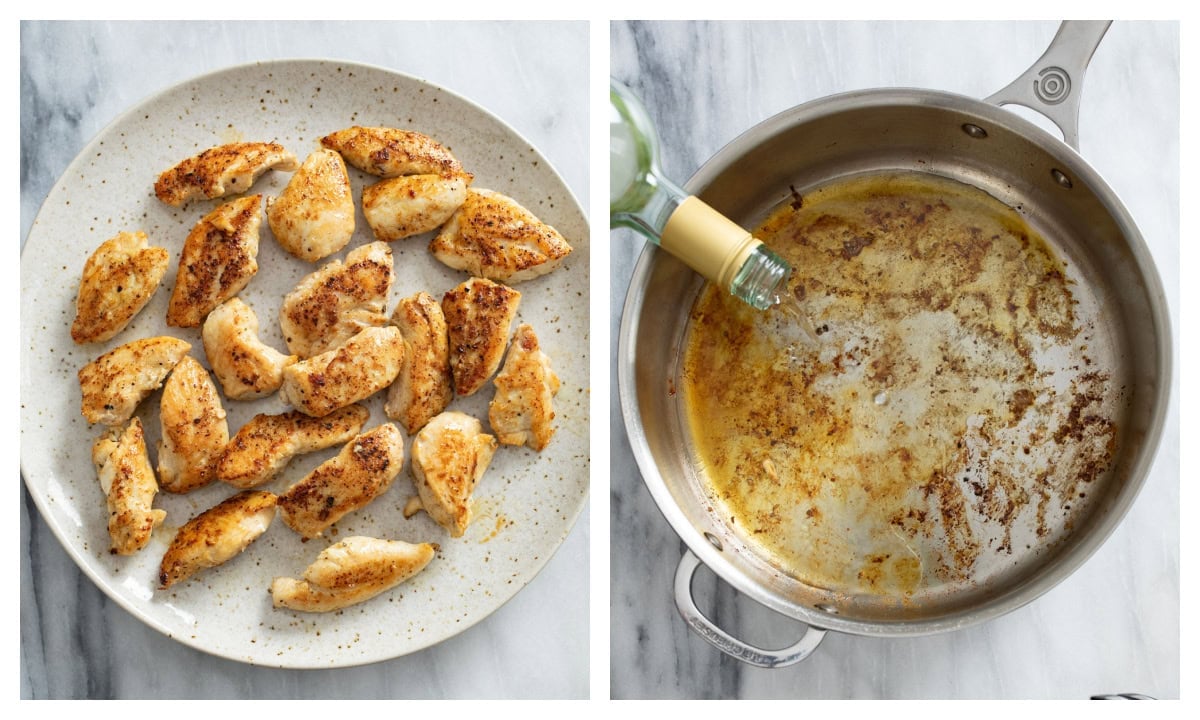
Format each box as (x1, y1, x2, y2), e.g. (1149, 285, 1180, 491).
(681, 172, 1119, 601)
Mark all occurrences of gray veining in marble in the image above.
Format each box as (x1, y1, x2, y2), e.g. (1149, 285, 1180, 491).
(610, 20, 1179, 700)
(20, 20, 588, 699)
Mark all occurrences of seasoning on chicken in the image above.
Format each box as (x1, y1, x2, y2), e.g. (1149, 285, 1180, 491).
(488, 324, 560, 451)
(276, 423, 406, 539)
(166, 194, 263, 328)
(441, 277, 521, 397)
(158, 491, 276, 589)
(408, 411, 497, 538)
(270, 536, 436, 613)
(430, 188, 572, 283)
(92, 418, 166, 555)
(78, 336, 191, 426)
(385, 292, 453, 434)
(280, 326, 405, 418)
(154, 142, 297, 207)
(157, 356, 229, 494)
(319, 126, 466, 178)
(362, 173, 469, 241)
(202, 298, 297, 400)
(266, 148, 355, 262)
(71, 230, 169, 344)
(216, 405, 370, 489)
(279, 241, 393, 358)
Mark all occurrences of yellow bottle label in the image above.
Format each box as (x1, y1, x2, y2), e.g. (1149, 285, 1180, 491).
(661, 196, 761, 290)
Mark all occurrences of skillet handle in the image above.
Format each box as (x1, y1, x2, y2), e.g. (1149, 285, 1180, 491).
(984, 20, 1111, 151)
(674, 548, 827, 668)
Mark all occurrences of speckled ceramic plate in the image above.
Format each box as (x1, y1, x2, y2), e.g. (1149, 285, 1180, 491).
(20, 59, 589, 668)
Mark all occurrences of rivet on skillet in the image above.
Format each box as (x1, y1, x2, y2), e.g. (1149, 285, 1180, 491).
(1051, 168, 1074, 189)
(815, 603, 840, 615)
(703, 532, 723, 551)
(961, 123, 988, 139)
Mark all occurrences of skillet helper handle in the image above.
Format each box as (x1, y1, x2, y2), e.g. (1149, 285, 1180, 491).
(984, 20, 1111, 151)
(674, 548, 827, 668)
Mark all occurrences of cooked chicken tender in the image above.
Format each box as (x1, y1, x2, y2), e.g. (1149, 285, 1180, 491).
(489, 324, 560, 451)
(71, 231, 169, 344)
(159, 491, 276, 589)
(442, 277, 521, 396)
(79, 336, 191, 425)
(157, 356, 229, 493)
(92, 418, 166, 555)
(362, 173, 469, 241)
(280, 326, 405, 418)
(319, 126, 466, 178)
(279, 241, 393, 358)
(270, 536, 436, 613)
(277, 423, 406, 539)
(154, 142, 298, 207)
(267, 148, 355, 262)
(385, 292, 453, 434)
(167, 194, 263, 328)
(430, 188, 572, 283)
(409, 411, 497, 538)
(216, 405, 370, 489)
(202, 298, 297, 400)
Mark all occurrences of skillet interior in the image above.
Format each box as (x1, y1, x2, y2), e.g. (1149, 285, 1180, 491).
(620, 89, 1169, 635)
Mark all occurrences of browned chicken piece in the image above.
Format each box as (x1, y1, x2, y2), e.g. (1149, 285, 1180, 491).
(430, 188, 572, 283)
(92, 418, 167, 555)
(280, 326, 405, 418)
(319, 126, 467, 178)
(441, 277, 521, 396)
(79, 336, 191, 426)
(202, 298, 297, 400)
(409, 411, 497, 538)
(277, 423, 406, 539)
(158, 490, 276, 589)
(488, 324, 561, 451)
(166, 194, 263, 328)
(270, 536, 435, 613)
(279, 241, 393, 358)
(266, 148, 355, 262)
(385, 292, 453, 434)
(154, 142, 298, 207)
(362, 173, 469, 241)
(157, 356, 229, 493)
(71, 231, 170, 344)
(216, 405, 370, 489)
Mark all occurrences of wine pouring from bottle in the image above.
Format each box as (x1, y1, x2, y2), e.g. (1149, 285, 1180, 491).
(610, 78, 796, 313)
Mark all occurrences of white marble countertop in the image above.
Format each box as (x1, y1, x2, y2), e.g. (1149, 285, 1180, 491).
(20, 20, 589, 699)
(610, 20, 1179, 699)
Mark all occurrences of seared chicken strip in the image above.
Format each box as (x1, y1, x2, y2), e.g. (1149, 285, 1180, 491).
(267, 148, 355, 262)
(202, 298, 297, 400)
(158, 490, 276, 589)
(409, 411, 497, 538)
(280, 326, 405, 418)
(157, 356, 229, 494)
(92, 418, 166, 555)
(154, 142, 298, 207)
(489, 324, 561, 451)
(71, 231, 169, 344)
(270, 536, 435, 613)
(167, 194, 263, 328)
(430, 188, 572, 283)
(279, 241, 393, 358)
(319, 126, 466, 178)
(385, 292, 453, 434)
(79, 336, 191, 425)
(442, 277, 521, 396)
(362, 173, 469, 241)
(216, 405, 370, 489)
(277, 423, 406, 539)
